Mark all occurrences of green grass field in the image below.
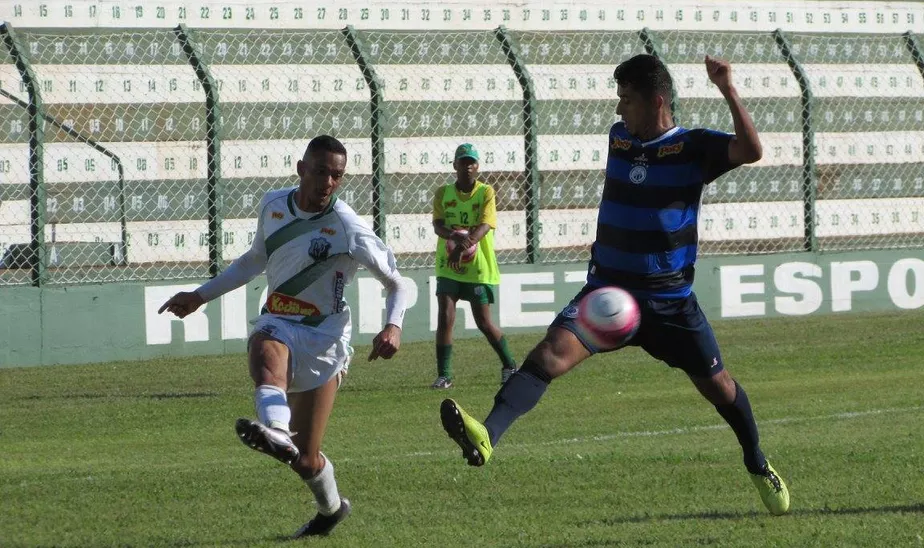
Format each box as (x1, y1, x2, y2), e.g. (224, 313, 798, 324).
(2, 311, 923, 547)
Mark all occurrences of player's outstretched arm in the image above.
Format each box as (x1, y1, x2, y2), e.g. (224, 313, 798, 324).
(349, 227, 408, 361)
(159, 216, 268, 318)
(705, 55, 762, 165)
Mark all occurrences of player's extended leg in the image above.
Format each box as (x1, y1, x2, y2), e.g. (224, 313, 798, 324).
(235, 332, 300, 465)
(440, 326, 590, 466)
(689, 370, 790, 515)
(288, 377, 352, 537)
(432, 293, 457, 388)
(470, 301, 517, 384)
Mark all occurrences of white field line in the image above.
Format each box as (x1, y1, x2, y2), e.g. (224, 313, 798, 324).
(7, 405, 922, 483)
(354, 405, 923, 462)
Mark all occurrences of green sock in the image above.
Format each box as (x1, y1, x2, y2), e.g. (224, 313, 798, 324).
(489, 336, 517, 369)
(437, 344, 453, 379)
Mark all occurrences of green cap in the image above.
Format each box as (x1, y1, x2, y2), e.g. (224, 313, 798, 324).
(454, 143, 479, 162)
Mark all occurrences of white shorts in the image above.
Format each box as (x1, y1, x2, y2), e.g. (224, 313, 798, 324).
(249, 315, 354, 393)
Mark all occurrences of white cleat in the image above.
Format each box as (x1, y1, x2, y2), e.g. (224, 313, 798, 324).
(234, 418, 300, 465)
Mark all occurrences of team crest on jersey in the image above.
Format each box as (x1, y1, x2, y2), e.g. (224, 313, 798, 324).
(610, 137, 632, 151)
(629, 154, 649, 184)
(308, 237, 332, 261)
(657, 142, 684, 157)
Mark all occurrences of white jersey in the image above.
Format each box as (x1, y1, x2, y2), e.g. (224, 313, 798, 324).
(197, 187, 407, 341)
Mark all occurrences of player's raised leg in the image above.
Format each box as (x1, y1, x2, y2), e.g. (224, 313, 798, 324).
(441, 325, 590, 466)
(288, 377, 351, 537)
(235, 331, 300, 465)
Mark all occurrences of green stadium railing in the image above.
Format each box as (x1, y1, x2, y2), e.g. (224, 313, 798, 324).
(774, 29, 818, 252)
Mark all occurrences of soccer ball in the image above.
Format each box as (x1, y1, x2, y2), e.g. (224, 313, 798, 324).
(576, 286, 641, 350)
(446, 229, 477, 263)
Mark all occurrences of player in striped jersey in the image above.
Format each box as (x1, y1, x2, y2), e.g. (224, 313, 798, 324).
(439, 55, 790, 516)
(159, 135, 408, 537)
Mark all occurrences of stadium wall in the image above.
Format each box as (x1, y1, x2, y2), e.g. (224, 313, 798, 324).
(2, 249, 923, 368)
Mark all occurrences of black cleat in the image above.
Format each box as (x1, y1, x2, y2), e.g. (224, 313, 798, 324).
(292, 498, 352, 538)
(234, 418, 299, 465)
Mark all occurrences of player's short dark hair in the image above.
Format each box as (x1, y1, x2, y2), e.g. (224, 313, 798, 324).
(304, 135, 347, 159)
(613, 54, 674, 102)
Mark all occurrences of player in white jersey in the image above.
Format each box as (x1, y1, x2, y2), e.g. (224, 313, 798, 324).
(158, 135, 407, 538)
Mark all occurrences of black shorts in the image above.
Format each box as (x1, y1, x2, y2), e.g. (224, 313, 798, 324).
(551, 285, 724, 378)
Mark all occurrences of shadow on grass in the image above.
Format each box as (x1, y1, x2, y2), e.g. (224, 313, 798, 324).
(21, 391, 219, 401)
(157, 534, 293, 547)
(587, 502, 924, 526)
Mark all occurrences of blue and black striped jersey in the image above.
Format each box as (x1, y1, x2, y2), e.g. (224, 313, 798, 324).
(587, 121, 738, 299)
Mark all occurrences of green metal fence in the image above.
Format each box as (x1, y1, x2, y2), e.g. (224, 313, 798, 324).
(1, 23, 923, 285)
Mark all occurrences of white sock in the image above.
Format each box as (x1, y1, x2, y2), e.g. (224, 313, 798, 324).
(305, 452, 341, 516)
(255, 385, 291, 433)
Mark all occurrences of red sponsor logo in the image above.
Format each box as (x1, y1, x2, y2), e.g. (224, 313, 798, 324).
(657, 142, 684, 157)
(265, 292, 321, 316)
(320, 227, 336, 235)
(445, 200, 457, 208)
(610, 137, 632, 151)
(271, 211, 284, 219)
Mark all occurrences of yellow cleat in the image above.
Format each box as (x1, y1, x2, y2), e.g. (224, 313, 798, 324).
(440, 399, 493, 466)
(750, 461, 791, 515)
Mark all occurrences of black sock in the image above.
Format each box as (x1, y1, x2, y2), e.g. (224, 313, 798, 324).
(715, 381, 767, 474)
(483, 359, 551, 447)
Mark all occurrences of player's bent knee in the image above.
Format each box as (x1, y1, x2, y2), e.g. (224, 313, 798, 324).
(293, 450, 325, 478)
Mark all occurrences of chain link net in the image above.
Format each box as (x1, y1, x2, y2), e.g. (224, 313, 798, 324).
(1, 28, 922, 284)
(355, 30, 526, 269)
(1, 29, 207, 283)
(513, 31, 643, 263)
(655, 30, 808, 255)
(789, 32, 924, 251)
(0, 40, 30, 285)
(189, 29, 371, 266)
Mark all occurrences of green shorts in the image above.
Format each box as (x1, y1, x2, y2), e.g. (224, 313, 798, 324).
(435, 277, 497, 305)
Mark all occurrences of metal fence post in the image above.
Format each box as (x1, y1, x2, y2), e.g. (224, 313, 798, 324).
(1, 23, 46, 285)
(174, 24, 224, 277)
(343, 25, 387, 240)
(495, 26, 541, 264)
(774, 29, 817, 253)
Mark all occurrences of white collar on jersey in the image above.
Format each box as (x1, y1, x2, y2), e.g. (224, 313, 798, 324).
(639, 126, 683, 147)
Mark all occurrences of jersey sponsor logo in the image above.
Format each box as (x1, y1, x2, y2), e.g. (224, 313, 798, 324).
(333, 271, 345, 313)
(445, 200, 457, 208)
(321, 227, 337, 235)
(265, 292, 322, 316)
(657, 142, 684, 157)
(271, 211, 284, 220)
(611, 136, 632, 151)
(308, 237, 332, 261)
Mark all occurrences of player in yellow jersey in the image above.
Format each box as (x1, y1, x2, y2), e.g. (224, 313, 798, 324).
(430, 143, 517, 389)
